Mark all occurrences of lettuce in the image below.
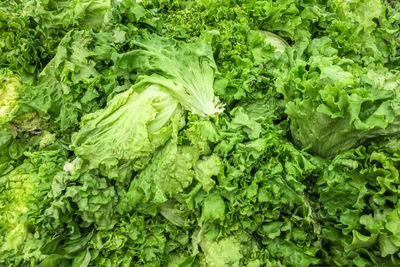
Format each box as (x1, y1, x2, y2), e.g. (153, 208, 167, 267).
(113, 35, 224, 116)
(126, 135, 198, 206)
(0, 70, 21, 127)
(0, 143, 68, 266)
(71, 84, 182, 179)
(277, 37, 400, 158)
(2, 0, 400, 266)
(260, 31, 289, 53)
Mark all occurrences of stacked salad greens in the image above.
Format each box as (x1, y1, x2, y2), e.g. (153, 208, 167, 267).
(1, 0, 400, 266)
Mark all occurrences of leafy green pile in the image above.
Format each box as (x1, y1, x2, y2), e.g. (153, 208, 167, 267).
(1, 0, 400, 266)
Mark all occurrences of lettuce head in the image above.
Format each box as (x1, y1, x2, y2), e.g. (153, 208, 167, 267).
(71, 83, 183, 179)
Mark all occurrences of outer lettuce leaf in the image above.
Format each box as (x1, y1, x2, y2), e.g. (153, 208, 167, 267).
(71, 84, 182, 179)
(113, 35, 224, 116)
(126, 138, 198, 206)
(194, 154, 221, 193)
(199, 236, 243, 267)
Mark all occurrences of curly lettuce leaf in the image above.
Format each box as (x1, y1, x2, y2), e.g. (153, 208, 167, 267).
(277, 37, 400, 158)
(315, 139, 400, 265)
(113, 35, 224, 116)
(0, 70, 22, 126)
(126, 134, 199, 206)
(0, 142, 68, 266)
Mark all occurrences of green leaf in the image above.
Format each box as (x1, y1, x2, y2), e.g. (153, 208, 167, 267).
(201, 192, 225, 222)
(127, 138, 198, 206)
(113, 35, 224, 116)
(199, 237, 243, 267)
(194, 154, 221, 193)
(71, 85, 182, 179)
